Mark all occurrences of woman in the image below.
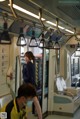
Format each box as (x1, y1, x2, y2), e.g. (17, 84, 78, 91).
(22, 51, 36, 87)
(22, 51, 38, 114)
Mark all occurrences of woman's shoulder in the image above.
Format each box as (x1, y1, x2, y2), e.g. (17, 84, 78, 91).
(27, 61, 34, 66)
(27, 62, 35, 71)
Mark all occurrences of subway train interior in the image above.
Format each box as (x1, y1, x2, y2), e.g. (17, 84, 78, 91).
(0, 0, 80, 119)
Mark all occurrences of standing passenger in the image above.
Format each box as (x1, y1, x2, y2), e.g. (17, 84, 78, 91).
(22, 51, 36, 87)
(22, 51, 38, 114)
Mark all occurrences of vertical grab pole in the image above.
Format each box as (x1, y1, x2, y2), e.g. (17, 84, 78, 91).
(15, 55, 22, 95)
(17, 55, 22, 86)
(15, 56, 17, 95)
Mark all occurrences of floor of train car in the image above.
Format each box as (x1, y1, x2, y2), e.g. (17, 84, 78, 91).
(28, 107, 80, 119)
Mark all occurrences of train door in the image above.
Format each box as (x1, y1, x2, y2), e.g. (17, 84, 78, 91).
(48, 49, 56, 113)
(41, 49, 49, 116)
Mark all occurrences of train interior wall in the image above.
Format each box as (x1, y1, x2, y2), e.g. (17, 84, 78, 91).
(0, 25, 80, 117)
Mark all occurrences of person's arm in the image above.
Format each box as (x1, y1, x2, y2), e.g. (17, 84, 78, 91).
(33, 96, 42, 119)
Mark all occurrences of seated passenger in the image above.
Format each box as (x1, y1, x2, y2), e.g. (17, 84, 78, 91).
(0, 83, 42, 119)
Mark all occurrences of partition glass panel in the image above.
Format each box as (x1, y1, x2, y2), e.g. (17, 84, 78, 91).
(71, 53, 80, 87)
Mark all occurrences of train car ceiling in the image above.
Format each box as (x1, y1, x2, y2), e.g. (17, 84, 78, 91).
(0, 0, 80, 46)
(28, 0, 80, 30)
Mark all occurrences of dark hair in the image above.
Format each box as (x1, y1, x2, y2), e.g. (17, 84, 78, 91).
(24, 51, 35, 62)
(18, 83, 36, 98)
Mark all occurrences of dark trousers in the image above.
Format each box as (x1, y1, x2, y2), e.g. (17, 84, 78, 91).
(32, 102, 35, 114)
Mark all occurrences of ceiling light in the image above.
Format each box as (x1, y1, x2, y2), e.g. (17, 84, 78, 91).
(65, 29, 74, 34)
(8, 4, 45, 21)
(58, 25, 64, 30)
(46, 21, 64, 30)
(17, 27, 27, 46)
(0, 0, 6, 2)
(46, 21, 56, 26)
(46, 21, 74, 33)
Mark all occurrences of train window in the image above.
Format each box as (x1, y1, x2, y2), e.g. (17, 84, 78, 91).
(71, 54, 79, 77)
(74, 48, 80, 57)
(71, 54, 80, 87)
